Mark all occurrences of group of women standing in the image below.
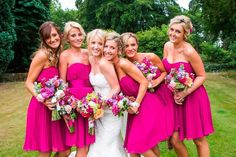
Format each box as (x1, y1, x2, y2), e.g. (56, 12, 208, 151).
(23, 15, 214, 157)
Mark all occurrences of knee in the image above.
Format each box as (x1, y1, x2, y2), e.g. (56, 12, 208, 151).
(193, 137, 208, 147)
(170, 137, 182, 147)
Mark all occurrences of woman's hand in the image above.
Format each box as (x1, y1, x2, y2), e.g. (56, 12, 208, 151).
(174, 90, 188, 105)
(128, 106, 139, 115)
(44, 98, 56, 110)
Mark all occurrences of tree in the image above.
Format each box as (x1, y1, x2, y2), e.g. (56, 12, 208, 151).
(0, 0, 17, 74)
(75, 0, 182, 33)
(50, 0, 79, 31)
(7, 0, 51, 72)
(191, 0, 236, 49)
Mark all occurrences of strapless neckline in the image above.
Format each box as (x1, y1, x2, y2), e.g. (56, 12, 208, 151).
(163, 58, 189, 65)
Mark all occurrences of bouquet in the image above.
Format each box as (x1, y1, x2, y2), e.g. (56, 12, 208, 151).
(105, 93, 131, 117)
(165, 64, 194, 92)
(77, 92, 104, 135)
(58, 94, 78, 133)
(134, 57, 158, 92)
(34, 76, 68, 121)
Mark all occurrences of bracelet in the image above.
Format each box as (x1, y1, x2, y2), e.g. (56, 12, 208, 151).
(131, 102, 140, 107)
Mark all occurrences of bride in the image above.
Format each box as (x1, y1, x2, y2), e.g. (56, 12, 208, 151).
(86, 29, 127, 157)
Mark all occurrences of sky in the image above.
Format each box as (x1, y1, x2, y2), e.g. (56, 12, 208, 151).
(58, 0, 190, 10)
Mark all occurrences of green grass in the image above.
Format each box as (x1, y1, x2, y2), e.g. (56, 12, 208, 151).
(0, 72, 236, 156)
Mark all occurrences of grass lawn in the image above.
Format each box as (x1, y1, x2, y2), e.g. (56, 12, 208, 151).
(0, 72, 236, 157)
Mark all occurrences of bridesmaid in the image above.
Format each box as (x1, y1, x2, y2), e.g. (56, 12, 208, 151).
(120, 32, 174, 139)
(104, 32, 166, 157)
(163, 15, 214, 157)
(59, 21, 94, 157)
(23, 21, 69, 157)
(86, 29, 127, 157)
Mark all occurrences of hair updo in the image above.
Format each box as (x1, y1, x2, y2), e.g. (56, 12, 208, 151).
(169, 15, 193, 40)
(105, 31, 123, 55)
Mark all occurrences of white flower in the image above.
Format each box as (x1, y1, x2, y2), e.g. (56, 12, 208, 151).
(117, 100, 124, 108)
(88, 101, 97, 109)
(51, 96, 57, 104)
(55, 90, 65, 99)
(147, 73, 155, 80)
(64, 105, 72, 114)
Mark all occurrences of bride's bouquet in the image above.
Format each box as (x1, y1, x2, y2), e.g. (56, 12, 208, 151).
(34, 76, 67, 121)
(77, 92, 104, 135)
(134, 57, 158, 92)
(58, 94, 78, 133)
(165, 64, 194, 92)
(105, 93, 131, 117)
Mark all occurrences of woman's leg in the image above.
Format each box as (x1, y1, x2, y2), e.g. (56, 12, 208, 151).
(170, 131, 188, 157)
(193, 137, 210, 157)
(56, 149, 71, 157)
(152, 145, 160, 157)
(130, 154, 141, 157)
(38, 152, 51, 157)
(76, 146, 88, 157)
(142, 149, 157, 157)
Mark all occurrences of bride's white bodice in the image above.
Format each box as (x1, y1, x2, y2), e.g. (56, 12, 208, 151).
(89, 73, 111, 98)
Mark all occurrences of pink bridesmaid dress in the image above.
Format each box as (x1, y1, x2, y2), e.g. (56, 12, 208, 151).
(154, 69, 175, 137)
(23, 66, 68, 152)
(65, 63, 95, 147)
(120, 75, 169, 154)
(162, 58, 214, 140)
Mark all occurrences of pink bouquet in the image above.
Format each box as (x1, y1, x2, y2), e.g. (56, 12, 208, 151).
(165, 64, 194, 92)
(105, 93, 131, 117)
(58, 94, 78, 133)
(134, 57, 158, 92)
(34, 76, 68, 121)
(77, 92, 104, 135)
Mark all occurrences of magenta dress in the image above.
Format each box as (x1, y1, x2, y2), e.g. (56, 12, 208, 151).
(154, 70, 175, 137)
(120, 75, 169, 154)
(66, 63, 95, 147)
(163, 58, 214, 140)
(23, 67, 68, 152)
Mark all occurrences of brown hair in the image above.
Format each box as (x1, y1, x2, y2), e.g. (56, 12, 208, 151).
(32, 21, 62, 66)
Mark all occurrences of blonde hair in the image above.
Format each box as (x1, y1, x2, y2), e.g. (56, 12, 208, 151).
(169, 15, 193, 40)
(86, 29, 106, 45)
(120, 32, 138, 55)
(105, 31, 123, 55)
(63, 21, 86, 41)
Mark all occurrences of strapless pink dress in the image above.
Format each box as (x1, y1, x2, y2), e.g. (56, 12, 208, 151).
(120, 75, 169, 153)
(66, 63, 95, 147)
(23, 67, 68, 152)
(154, 69, 175, 137)
(163, 58, 214, 140)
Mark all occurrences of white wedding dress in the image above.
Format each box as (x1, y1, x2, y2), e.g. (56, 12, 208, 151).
(86, 73, 128, 157)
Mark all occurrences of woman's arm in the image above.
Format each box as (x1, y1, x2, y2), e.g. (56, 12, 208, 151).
(59, 51, 69, 82)
(25, 50, 46, 97)
(148, 53, 167, 87)
(120, 58, 148, 104)
(100, 58, 120, 98)
(175, 45, 206, 102)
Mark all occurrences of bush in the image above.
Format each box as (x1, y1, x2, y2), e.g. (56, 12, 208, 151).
(136, 25, 168, 57)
